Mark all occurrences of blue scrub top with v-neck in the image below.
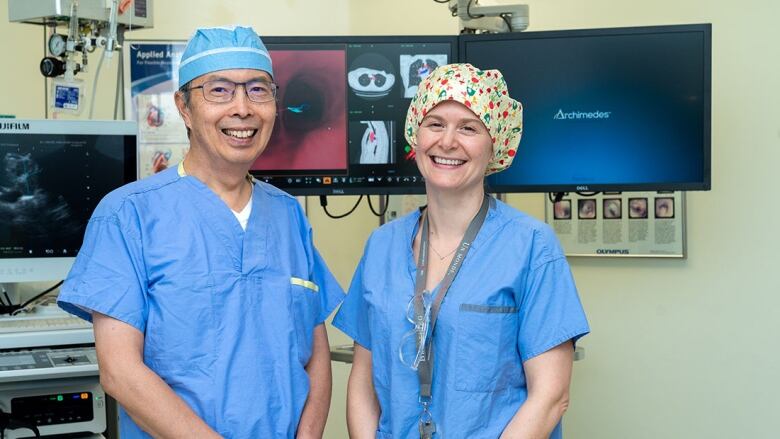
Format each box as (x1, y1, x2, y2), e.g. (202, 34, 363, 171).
(58, 165, 344, 438)
(333, 197, 589, 439)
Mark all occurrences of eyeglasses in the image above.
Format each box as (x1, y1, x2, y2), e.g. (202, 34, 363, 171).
(398, 290, 433, 370)
(188, 79, 278, 103)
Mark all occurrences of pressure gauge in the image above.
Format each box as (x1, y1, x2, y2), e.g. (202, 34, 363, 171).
(48, 34, 67, 57)
(40, 57, 66, 78)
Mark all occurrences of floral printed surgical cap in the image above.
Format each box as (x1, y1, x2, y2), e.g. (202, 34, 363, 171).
(404, 63, 523, 175)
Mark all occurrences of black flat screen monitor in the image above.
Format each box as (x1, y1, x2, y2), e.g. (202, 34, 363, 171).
(0, 120, 137, 282)
(461, 24, 712, 193)
(252, 36, 458, 195)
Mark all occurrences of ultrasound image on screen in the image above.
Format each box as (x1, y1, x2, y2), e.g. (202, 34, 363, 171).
(0, 152, 80, 249)
(0, 135, 126, 258)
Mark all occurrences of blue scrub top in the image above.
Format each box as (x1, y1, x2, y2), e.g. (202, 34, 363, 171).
(333, 198, 589, 439)
(58, 166, 344, 438)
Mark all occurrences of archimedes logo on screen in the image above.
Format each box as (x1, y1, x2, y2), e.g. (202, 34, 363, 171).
(553, 109, 611, 120)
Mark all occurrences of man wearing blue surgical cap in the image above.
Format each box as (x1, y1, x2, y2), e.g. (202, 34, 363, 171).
(58, 25, 344, 438)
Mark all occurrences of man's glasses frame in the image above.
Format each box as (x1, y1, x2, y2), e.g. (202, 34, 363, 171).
(187, 79, 278, 104)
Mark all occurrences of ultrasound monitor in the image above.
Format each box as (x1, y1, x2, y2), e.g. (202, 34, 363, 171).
(0, 120, 137, 282)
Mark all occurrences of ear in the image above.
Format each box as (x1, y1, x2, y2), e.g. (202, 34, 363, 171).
(174, 91, 193, 130)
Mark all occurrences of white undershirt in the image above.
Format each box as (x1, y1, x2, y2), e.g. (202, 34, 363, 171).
(232, 185, 253, 231)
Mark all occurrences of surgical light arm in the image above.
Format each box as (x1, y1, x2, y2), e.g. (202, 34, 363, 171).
(448, 0, 529, 33)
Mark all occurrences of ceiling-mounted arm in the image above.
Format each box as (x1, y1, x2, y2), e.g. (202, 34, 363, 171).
(447, 0, 529, 33)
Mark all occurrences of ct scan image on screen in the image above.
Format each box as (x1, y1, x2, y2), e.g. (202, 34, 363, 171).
(349, 120, 396, 165)
(348, 52, 397, 101)
(399, 54, 448, 98)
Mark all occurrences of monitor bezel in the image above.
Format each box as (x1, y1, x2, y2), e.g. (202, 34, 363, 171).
(0, 119, 138, 283)
(461, 23, 712, 193)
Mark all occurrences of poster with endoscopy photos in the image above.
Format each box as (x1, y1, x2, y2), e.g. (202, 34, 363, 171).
(544, 191, 685, 258)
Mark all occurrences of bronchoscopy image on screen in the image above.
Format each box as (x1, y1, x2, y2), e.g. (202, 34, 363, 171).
(0, 135, 126, 258)
(252, 47, 348, 173)
(468, 28, 708, 191)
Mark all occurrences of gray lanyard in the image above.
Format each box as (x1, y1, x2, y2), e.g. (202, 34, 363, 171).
(413, 194, 491, 439)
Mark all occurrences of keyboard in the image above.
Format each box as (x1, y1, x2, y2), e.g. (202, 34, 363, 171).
(0, 315, 92, 334)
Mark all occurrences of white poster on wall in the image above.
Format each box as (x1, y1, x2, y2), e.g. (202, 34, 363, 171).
(124, 40, 188, 178)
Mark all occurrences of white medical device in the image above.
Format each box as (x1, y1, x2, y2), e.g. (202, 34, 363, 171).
(9, 0, 153, 79)
(446, 0, 529, 33)
(8, 0, 154, 116)
(0, 377, 106, 439)
(0, 298, 105, 438)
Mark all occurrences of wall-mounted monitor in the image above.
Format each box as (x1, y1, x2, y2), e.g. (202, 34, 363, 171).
(462, 24, 712, 192)
(0, 120, 137, 282)
(125, 36, 457, 196)
(255, 36, 457, 195)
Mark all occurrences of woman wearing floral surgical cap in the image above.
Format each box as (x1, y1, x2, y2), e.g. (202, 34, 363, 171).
(334, 64, 589, 438)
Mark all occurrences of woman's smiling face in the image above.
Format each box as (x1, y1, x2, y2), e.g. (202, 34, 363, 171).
(414, 100, 493, 194)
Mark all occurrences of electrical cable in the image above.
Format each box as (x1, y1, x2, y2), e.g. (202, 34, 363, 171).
(88, 47, 107, 119)
(319, 195, 363, 219)
(43, 25, 49, 119)
(0, 408, 41, 439)
(7, 281, 64, 316)
(433, 0, 450, 3)
(501, 13, 513, 31)
(548, 192, 565, 204)
(114, 45, 123, 120)
(467, 0, 485, 19)
(367, 195, 390, 217)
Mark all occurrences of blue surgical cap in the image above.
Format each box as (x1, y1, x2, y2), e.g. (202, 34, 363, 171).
(178, 25, 273, 88)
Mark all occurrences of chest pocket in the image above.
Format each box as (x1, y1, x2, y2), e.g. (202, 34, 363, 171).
(290, 277, 321, 365)
(454, 304, 523, 392)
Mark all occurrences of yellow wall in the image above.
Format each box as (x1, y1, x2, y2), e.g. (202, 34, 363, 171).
(2, 0, 779, 438)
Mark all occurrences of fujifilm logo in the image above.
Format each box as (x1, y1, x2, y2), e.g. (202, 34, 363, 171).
(596, 249, 630, 255)
(554, 109, 611, 120)
(0, 122, 30, 130)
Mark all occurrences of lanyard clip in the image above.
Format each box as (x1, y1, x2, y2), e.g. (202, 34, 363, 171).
(419, 419, 436, 439)
(418, 399, 435, 439)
